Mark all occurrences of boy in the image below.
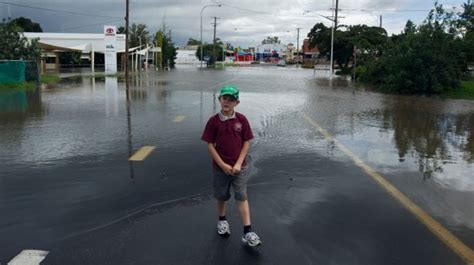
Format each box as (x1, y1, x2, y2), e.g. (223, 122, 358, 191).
(201, 85, 262, 247)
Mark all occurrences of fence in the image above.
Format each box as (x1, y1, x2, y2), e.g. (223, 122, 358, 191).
(0, 60, 40, 85)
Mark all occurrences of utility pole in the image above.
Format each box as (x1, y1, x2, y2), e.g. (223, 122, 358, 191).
(125, 0, 129, 86)
(296, 27, 301, 65)
(211, 17, 220, 64)
(380, 15, 383, 28)
(330, 0, 339, 75)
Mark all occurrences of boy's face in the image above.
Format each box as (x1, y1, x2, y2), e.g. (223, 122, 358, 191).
(219, 95, 239, 114)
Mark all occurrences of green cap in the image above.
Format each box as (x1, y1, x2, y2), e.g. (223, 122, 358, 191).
(219, 85, 239, 100)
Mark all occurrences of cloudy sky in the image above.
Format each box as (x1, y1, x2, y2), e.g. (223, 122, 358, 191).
(1, 0, 468, 48)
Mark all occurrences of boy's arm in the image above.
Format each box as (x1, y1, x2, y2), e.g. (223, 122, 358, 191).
(208, 143, 234, 175)
(232, 140, 250, 174)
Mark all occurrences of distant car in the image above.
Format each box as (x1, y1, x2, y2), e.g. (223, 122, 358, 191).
(277, 59, 286, 67)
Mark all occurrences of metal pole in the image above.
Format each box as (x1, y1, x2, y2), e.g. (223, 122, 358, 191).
(200, 7, 204, 68)
(212, 16, 220, 65)
(296, 27, 301, 65)
(139, 36, 142, 71)
(352, 45, 357, 81)
(330, 0, 338, 75)
(330, 21, 334, 75)
(125, 0, 129, 83)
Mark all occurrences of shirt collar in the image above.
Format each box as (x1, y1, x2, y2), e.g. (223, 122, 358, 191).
(218, 111, 236, 121)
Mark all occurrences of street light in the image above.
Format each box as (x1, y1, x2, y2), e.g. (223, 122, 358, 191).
(200, 4, 221, 68)
(303, 10, 336, 75)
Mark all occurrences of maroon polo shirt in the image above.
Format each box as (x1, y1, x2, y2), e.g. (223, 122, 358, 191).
(201, 111, 254, 170)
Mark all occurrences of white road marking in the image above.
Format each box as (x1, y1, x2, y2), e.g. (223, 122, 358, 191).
(173, 115, 186, 122)
(8, 250, 49, 265)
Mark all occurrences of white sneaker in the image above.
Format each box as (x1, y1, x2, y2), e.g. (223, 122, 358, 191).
(241, 231, 262, 247)
(217, 220, 230, 236)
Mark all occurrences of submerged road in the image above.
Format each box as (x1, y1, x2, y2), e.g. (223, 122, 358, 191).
(1, 67, 473, 264)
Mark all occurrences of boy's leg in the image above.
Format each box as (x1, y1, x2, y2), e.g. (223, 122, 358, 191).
(232, 167, 251, 226)
(217, 200, 227, 217)
(233, 168, 262, 246)
(237, 200, 251, 226)
(213, 170, 232, 236)
(217, 199, 230, 236)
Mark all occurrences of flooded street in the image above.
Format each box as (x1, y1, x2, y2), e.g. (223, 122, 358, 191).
(1, 66, 473, 264)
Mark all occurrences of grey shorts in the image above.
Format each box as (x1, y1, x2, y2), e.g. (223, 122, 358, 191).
(213, 166, 250, 201)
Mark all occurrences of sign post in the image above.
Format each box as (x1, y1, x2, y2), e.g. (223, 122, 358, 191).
(104, 25, 117, 74)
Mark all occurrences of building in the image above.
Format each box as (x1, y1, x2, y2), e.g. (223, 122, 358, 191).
(175, 45, 200, 64)
(255, 43, 286, 62)
(284, 43, 295, 62)
(234, 51, 253, 63)
(24, 32, 127, 72)
(302, 39, 319, 60)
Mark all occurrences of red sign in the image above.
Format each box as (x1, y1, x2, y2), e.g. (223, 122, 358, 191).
(105, 27, 115, 35)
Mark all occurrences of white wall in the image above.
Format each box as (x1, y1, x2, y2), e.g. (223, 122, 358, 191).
(176, 50, 199, 64)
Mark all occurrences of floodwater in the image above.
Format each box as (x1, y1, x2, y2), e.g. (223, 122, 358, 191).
(0, 66, 473, 264)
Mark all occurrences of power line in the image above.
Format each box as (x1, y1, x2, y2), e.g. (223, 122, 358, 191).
(62, 19, 123, 30)
(341, 8, 430, 12)
(0, 1, 122, 19)
(217, 1, 431, 19)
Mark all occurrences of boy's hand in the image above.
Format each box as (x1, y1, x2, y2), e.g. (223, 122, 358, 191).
(232, 163, 242, 175)
(221, 163, 235, 176)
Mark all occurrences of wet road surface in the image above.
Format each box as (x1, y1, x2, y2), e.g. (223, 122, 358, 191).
(1, 67, 473, 264)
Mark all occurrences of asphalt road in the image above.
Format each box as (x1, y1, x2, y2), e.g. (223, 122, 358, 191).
(1, 66, 473, 264)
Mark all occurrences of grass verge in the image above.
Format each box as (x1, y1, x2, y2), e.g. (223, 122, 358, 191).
(444, 81, 474, 100)
(40, 74, 60, 84)
(0, 82, 36, 91)
(0, 74, 60, 91)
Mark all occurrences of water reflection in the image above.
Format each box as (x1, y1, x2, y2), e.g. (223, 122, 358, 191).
(377, 98, 474, 176)
(307, 77, 474, 190)
(0, 87, 43, 121)
(323, 94, 471, 192)
(105, 77, 119, 116)
(125, 77, 135, 179)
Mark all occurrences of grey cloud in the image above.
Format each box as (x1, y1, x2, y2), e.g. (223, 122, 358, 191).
(2, 0, 466, 47)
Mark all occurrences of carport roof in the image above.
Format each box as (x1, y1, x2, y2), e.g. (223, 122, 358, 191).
(23, 32, 126, 53)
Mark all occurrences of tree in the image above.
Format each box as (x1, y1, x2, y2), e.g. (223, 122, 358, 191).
(186, 38, 201, 45)
(403, 20, 417, 35)
(9, 17, 42, 32)
(155, 31, 163, 69)
(196, 43, 224, 65)
(154, 30, 177, 68)
(359, 2, 465, 94)
(129, 23, 150, 48)
(307, 22, 387, 70)
(261, 36, 280, 44)
(346, 25, 387, 66)
(459, 0, 474, 30)
(224, 42, 234, 51)
(458, 0, 474, 62)
(117, 26, 125, 34)
(0, 19, 41, 60)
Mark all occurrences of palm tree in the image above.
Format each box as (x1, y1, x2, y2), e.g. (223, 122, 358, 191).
(129, 23, 150, 48)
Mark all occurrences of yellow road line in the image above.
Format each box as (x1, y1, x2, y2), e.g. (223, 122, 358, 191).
(173, 115, 186, 123)
(128, 146, 155, 161)
(302, 113, 474, 265)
